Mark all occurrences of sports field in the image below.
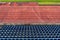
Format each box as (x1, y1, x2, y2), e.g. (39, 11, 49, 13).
(0, 0, 60, 5)
(0, 0, 60, 2)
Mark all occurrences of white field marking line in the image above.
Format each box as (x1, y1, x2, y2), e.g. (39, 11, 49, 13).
(0, 23, 60, 25)
(32, 7, 41, 21)
(32, 7, 44, 22)
(0, 6, 44, 7)
(0, 6, 59, 8)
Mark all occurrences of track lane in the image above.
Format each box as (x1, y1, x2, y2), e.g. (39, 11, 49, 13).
(0, 3, 60, 24)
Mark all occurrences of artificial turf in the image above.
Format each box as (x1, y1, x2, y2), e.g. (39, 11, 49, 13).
(0, 0, 60, 2)
(0, 0, 60, 5)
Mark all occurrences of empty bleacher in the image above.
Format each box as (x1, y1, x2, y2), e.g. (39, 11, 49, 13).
(0, 25, 60, 40)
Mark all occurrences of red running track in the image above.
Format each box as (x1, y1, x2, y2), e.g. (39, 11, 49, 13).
(0, 2, 60, 24)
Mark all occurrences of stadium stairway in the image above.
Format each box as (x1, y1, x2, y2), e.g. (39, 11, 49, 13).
(0, 25, 60, 40)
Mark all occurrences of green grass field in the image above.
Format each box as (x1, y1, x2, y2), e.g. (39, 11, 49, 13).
(0, 0, 60, 4)
(0, 0, 60, 2)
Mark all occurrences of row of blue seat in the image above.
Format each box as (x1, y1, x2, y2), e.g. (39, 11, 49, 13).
(0, 38, 60, 40)
(0, 25, 60, 38)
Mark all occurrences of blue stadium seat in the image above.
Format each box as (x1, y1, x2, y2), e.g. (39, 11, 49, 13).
(0, 25, 60, 40)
